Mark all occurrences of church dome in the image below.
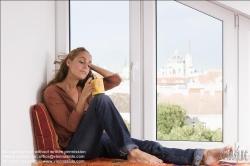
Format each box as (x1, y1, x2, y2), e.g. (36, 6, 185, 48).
(171, 55, 183, 63)
(170, 49, 183, 63)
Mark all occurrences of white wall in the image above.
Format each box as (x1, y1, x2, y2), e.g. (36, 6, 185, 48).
(216, 1, 250, 17)
(1, 1, 55, 165)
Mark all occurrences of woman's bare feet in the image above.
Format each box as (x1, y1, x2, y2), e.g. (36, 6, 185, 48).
(127, 149, 163, 164)
(202, 145, 233, 165)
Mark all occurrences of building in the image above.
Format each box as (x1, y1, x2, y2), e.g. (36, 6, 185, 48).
(158, 39, 195, 78)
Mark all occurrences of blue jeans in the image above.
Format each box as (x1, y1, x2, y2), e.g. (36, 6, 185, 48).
(64, 94, 204, 165)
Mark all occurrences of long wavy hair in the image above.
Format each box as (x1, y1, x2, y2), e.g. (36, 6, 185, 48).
(45, 47, 94, 90)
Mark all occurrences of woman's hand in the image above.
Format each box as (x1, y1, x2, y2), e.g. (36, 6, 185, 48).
(75, 77, 94, 115)
(89, 64, 115, 78)
(80, 77, 95, 100)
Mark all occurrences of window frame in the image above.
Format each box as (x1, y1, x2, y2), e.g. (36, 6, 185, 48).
(55, 0, 250, 153)
(55, 0, 70, 70)
(238, 14, 250, 157)
(142, 0, 237, 149)
(129, 1, 143, 139)
(56, 0, 143, 139)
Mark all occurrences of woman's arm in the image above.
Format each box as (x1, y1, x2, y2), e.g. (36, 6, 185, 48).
(89, 64, 114, 77)
(89, 64, 122, 90)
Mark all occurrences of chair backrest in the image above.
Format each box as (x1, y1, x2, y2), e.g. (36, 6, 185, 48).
(32, 103, 70, 161)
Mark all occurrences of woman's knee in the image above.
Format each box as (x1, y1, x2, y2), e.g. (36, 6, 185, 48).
(92, 94, 114, 108)
(93, 94, 111, 103)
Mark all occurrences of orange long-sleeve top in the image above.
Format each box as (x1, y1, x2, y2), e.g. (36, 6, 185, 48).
(43, 74, 122, 149)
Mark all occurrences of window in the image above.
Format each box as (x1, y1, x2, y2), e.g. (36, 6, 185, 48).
(56, 0, 249, 152)
(143, 0, 236, 149)
(69, 1, 131, 130)
(156, 1, 223, 142)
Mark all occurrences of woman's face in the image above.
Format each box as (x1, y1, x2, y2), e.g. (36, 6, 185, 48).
(67, 51, 92, 80)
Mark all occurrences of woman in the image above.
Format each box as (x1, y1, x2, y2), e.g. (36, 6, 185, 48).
(43, 47, 232, 165)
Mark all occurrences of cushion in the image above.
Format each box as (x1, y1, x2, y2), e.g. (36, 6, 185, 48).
(32, 103, 70, 161)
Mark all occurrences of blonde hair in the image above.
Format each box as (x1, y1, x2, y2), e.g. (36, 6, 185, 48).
(45, 47, 93, 90)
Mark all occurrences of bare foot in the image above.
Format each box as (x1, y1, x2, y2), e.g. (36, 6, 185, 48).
(127, 149, 163, 164)
(202, 145, 233, 165)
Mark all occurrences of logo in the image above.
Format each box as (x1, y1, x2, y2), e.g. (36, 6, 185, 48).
(220, 146, 248, 163)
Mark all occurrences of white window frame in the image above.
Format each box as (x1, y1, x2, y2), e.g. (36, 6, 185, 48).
(55, 0, 143, 139)
(129, 1, 143, 139)
(55, 0, 250, 154)
(142, 0, 237, 149)
(238, 15, 250, 157)
(55, 1, 69, 70)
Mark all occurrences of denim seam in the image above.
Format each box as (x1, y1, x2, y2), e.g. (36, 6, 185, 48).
(120, 142, 138, 154)
(191, 149, 204, 166)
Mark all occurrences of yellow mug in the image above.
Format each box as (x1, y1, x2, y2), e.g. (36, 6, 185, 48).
(90, 78, 105, 96)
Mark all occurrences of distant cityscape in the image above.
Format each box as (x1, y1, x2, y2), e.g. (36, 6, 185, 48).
(156, 40, 222, 131)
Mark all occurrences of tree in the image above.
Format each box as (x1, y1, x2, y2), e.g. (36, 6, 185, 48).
(157, 102, 222, 141)
(157, 102, 186, 134)
(158, 124, 222, 141)
(123, 119, 130, 132)
(122, 102, 222, 141)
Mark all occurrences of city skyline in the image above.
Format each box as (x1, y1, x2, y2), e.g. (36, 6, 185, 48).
(70, 1, 223, 73)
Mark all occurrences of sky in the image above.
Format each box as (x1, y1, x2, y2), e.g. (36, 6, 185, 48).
(70, 1, 223, 73)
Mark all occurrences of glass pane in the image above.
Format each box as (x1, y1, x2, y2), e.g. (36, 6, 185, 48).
(156, 1, 223, 142)
(70, 1, 130, 131)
